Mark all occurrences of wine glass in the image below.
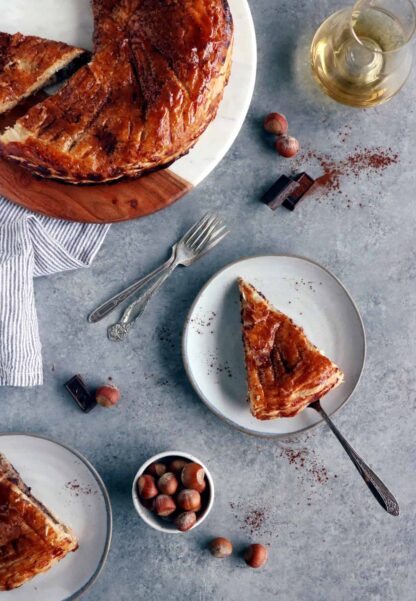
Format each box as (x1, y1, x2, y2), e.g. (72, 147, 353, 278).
(310, 0, 416, 107)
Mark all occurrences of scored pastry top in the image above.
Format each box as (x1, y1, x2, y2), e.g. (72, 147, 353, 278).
(0, 0, 234, 183)
(238, 278, 344, 420)
(0, 32, 86, 115)
(0, 453, 78, 591)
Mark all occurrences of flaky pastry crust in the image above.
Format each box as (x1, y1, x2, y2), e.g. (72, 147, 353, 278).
(239, 279, 344, 420)
(0, 0, 234, 184)
(0, 31, 86, 115)
(0, 453, 78, 591)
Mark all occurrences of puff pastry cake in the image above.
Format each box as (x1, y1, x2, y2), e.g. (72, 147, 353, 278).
(0, 0, 234, 183)
(0, 453, 78, 591)
(239, 279, 344, 420)
(0, 31, 87, 115)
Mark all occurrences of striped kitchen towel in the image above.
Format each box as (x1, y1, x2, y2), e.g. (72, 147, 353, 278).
(0, 198, 110, 387)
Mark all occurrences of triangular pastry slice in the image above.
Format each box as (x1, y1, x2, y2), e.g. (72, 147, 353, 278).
(0, 31, 87, 115)
(0, 453, 78, 591)
(238, 278, 344, 420)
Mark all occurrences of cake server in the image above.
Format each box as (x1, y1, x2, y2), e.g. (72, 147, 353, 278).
(310, 400, 399, 516)
(104, 213, 229, 341)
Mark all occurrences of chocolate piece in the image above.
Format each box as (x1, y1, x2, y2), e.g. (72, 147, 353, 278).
(262, 175, 301, 210)
(64, 374, 97, 413)
(283, 172, 315, 211)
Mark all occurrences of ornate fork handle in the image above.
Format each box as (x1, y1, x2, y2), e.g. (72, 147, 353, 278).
(88, 250, 176, 323)
(313, 401, 399, 516)
(108, 261, 178, 341)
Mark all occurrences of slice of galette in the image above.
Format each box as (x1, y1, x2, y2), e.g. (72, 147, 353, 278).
(238, 278, 344, 420)
(0, 453, 78, 591)
(0, 31, 87, 115)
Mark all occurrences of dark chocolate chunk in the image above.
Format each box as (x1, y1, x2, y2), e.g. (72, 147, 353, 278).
(282, 172, 316, 211)
(294, 172, 316, 193)
(65, 374, 97, 413)
(262, 175, 301, 210)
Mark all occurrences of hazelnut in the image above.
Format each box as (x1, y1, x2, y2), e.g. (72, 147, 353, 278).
(153, 494, 176, 517)
(275, 135, 300, 158)
(137, 475, 158, 500)
(243, 544, 268, 569)
(264, 112, 288, 136)
(147, 462, 167, 478)
(181, 463, 206, 493)
(95, 384, 120, 408)
(209, 537, 233, 558)
(177, 489, 201, 511)
(174, 511, 197, 532)
(169, 458, 189, 473)
(157, 472, 178, 496)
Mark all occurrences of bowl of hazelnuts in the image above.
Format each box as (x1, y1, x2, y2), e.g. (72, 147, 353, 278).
(132, 451, 214, 533)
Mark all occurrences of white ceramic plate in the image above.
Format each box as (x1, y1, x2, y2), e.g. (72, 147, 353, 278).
(183, 256, 366, 438)
(0, 433, 112, 601)
(0, 0, 257, 188)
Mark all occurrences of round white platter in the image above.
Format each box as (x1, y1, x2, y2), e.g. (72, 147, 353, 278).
(0, 0, 257, 189)
(183, 255, 366, 438)
(0, 433, 112, 601)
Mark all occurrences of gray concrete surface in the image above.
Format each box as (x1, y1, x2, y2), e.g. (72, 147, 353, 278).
(1, 1, 415, 599)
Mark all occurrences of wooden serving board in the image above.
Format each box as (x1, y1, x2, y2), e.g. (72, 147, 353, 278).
(0, 97, 192, 223)
(0, 158, 192, 224)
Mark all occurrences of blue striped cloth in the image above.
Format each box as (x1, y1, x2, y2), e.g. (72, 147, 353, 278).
(0, 198, 110, 387)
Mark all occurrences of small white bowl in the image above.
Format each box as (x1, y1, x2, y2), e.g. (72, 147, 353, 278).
(132, 451, 215, 534)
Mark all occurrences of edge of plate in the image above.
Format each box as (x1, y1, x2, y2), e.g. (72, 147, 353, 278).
(170, 0, 257, 186)
(182, 254, 367, 439)
(0, 432, 113, 601)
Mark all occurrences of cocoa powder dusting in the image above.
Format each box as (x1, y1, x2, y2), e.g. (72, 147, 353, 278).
(65, 479, 96, 496)
(280, 447, 329, 485)
(308, 147, 398, 193)
(296, 140, 399, 205)
(243, 509, 267, 535)
(190, 311, 217, 336)
(230, 501, 273, 537)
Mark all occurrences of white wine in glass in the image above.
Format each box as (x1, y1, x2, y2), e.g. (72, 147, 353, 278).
(311, 0, 416, 107)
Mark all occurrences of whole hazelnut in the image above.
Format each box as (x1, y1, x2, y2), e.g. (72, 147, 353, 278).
(153, 494, 176, 517)
(95, 384, 120, 408)
(169, 458, 189, 473)
(209, 537, 233, 558)
(174, 511, 197, 532)
(275, 135, 300, 158)
(264, 112, 288, 136)
(181, 463, 206, 493)
(243, 544, 268, 569)
(147, 462, 167, 478)
(177, 489, 201, 511)
(137, 475, 158, 500)
(157, 472, 178, 496)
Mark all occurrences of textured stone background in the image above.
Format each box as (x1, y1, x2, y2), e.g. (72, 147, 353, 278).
(1, 0, 415, 599)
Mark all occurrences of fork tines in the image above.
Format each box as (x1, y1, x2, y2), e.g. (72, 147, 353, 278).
(183, 213, 229, 255)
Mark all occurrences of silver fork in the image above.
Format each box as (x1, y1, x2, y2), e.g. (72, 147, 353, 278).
(88, 258, 173, 323)
(106, 213, 229, 341)
(88, 213, 228, 324)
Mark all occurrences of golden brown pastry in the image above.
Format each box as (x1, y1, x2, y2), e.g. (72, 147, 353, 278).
(0, 453, 78, 591)
(0, 0, 234, 183)
(239, 279, 344, 420)
(0, 31, 86, 115)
